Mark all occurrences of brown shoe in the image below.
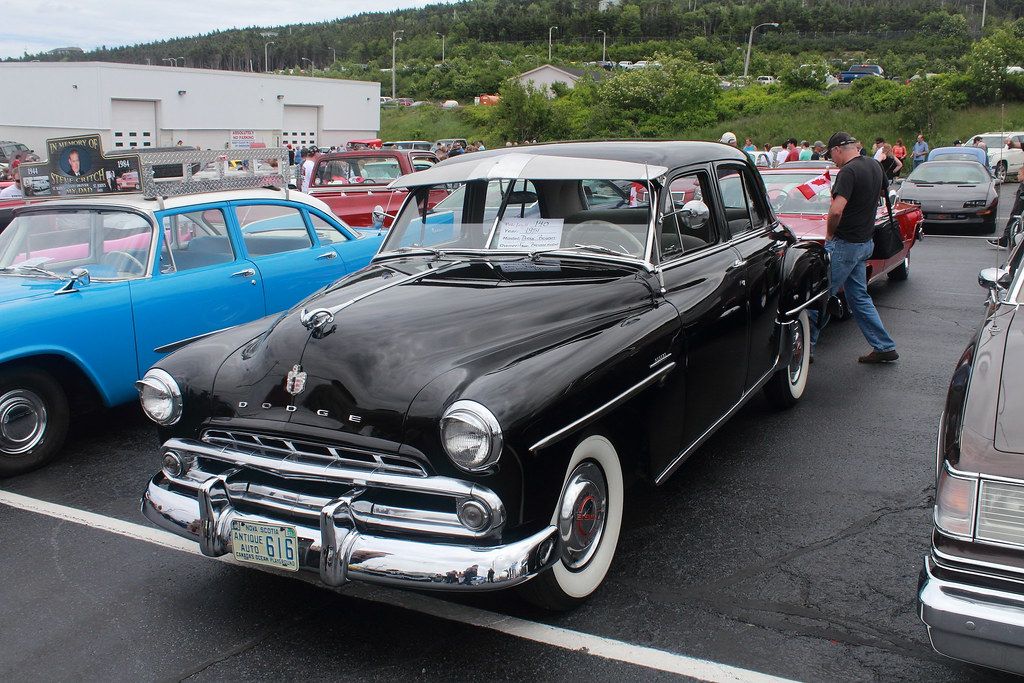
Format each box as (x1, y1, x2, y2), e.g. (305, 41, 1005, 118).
(858, 349, 899, 363)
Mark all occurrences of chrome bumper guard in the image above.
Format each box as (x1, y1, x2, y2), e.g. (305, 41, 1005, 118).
(142, 437, 558, 590)
(919, 555, 1024, 674)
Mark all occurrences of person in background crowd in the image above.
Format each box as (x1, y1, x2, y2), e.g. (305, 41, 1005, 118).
(786, 138, 801, 163)
(952, 139, 963, 147)
(762, 142, 771, 154)
(300, 148, 316, 192)
(476, 140, 486, 151)
(176, 140, 184, 146)
(912, 134, 929, 168)
(720, 132, 738, 147)
(973, 135, 988, 151)
(811, 140, 826, 161)
(449, 141, 466, 156)
(286, 144, 295, 166)
(743, 137, 757, 154)
(799, 140, 813, 161)
(1008, 136, 1022, 150)
(810, 131, 899, 364)
(774, 142, 790, 168)
(872, 137, 886, 161)
(0, 166, 23, 198)
(878, 142, 902, 180)
(892, 138, 907, 166)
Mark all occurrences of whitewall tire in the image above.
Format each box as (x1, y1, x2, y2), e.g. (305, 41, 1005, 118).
(763, 309, 810, 409)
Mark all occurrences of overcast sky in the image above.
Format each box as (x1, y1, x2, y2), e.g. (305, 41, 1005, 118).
(2, 1, 437, 59)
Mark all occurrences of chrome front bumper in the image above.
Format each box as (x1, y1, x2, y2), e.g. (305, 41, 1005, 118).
(919, 556, 1024, 674)
(142, 436, 558, 591)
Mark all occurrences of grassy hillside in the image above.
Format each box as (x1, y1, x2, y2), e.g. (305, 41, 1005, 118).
(383, 101, 1024, 149)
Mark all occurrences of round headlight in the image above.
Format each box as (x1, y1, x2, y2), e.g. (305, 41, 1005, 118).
(440, 400, 502, 472)
(135, 368, 182, 426)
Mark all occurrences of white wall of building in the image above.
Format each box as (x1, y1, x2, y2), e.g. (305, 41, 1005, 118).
(515, 65, 579, 98)
(0, 62, 380, 155)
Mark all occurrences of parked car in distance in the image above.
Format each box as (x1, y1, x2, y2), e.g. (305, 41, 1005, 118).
(434, 138, 468, 151)
(139, 141, 828, 610)
(838, 64, 884, 83)
(926, 145, 992, 173)
(897, 160, 999, 233)
(396, 98, 414, 107)
(0, 184, 383, 476)
(963, 132, 1024, 182)
(761, 163, 921, 307)
(307, 149, 444, 227)
(441, 99, 459, 109)
(756, 75, 777, 85)
(617, 60, 634, 69)
(919, 239, 1024, 674)
(383, 141, 434, 151)
(0, 141, 37, 167)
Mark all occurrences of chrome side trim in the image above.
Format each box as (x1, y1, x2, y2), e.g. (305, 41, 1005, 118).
(528, 362, 676, 452)
(782, 289, 828, 317)
(946, 461, 1024, 487)
(655, 357, 780, 485)
(934, 545, 1024, 579)
(154, 325, 236, 354)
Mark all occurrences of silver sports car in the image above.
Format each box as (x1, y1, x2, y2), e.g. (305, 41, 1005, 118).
(897, 160, 998, 233)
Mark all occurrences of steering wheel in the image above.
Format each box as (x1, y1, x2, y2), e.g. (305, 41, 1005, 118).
(562, 220, 645, 257)
(767, 189, 789, 212)
(102, 250, 145, 274)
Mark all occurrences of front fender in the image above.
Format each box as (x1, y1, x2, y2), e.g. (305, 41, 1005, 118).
(0, 345, 116, 406)
(778, 240, 829, 321)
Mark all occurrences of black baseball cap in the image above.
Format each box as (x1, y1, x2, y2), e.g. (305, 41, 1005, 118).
(824, 131, 858, 159)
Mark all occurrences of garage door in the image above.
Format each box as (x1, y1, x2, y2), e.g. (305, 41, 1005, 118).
(282, 105, 318, 148)
(111, 100, 157, 150)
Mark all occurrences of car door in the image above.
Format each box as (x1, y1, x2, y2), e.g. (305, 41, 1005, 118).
(232, 201, 349, 314)
(715, 162, 786, 386)
(651, 167, 749, 479)
(305, 207, 380, 272)
(130, 205, 265, 373)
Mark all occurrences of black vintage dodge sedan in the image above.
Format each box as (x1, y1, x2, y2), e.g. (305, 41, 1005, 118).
(139, 141, 828, 609)
(919, 241, 1024, 672)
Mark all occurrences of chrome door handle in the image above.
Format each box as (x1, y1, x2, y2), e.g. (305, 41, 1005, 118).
(316, 251, 338, 260)
(732, 258, 747, 268)
(231, 268, 256, 278)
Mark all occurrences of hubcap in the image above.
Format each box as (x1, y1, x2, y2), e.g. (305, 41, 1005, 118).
(557, 461, 608, 571)
(998, 165, 1007, 181)
(0, 389, 48, 455)
(789, 319, 805, 385)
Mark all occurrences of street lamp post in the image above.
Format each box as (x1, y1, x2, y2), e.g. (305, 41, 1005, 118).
(264, 40, 276, 72)
(743, 22, 779, 80)
(329, 47, 336, 68)
(301, 57, 314, 75)
(392, 30, 404, 99)
(436, 33, 446, 63)
(548, 26, 558, 62)
(597, 29, 607, 63)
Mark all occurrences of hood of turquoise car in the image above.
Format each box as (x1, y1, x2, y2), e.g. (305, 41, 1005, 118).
(0, 275, 65, 305)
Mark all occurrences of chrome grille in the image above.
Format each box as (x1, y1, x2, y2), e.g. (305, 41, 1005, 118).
(201, 429, 427, 478)
(977, 480, 1024, 547)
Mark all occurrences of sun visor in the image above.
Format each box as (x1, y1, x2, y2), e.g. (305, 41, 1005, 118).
(389, 153, 667, 188)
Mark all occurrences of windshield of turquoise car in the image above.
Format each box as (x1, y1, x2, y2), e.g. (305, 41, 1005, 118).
(382, 178, 651, 258)
(760, 173, 833, 214)
(909, 162, 991, 185)
(0, 210, 153, 279)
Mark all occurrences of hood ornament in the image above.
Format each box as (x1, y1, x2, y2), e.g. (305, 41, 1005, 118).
(300, 307, 335, 331)
(285, 364, 308, 396)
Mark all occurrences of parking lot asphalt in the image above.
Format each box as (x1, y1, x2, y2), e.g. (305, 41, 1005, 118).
(1, 184, 1021, 683)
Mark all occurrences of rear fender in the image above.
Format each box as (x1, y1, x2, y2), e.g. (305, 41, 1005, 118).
(778, 240, 829, 322)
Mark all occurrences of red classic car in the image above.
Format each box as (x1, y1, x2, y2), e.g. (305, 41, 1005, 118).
(760, 164, 923, 316)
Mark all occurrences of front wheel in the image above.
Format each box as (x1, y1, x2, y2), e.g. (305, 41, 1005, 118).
(0, 367, 70, 477)
(764, 310, 810, 409)
(518, 434, 624, 611)
(996, 162, 1008, 183)
(887, 254, 910, 281)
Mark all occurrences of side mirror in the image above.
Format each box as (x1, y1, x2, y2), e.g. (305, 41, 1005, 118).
(679, 200, 709, 231)
(888, 190, 898, 205)
(979, 267, 1012, 291)
(55, 267, 90, 295)
(371, 204, 387, 227)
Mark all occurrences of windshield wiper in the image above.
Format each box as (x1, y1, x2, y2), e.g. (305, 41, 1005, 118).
(389, 246, 445, 258)
(0, 264, 63, 279)
(572, 243, 634, 258)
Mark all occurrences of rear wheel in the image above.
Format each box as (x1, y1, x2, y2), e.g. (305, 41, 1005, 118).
(887, 254, 910, 281)
(0, 368, 69, 477)
(518, 434, 624, 611)
(764, 310, 810, 409)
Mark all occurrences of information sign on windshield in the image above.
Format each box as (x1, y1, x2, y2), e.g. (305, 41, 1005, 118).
(18, 134, 141, 198)
(495, 217, 564, 249)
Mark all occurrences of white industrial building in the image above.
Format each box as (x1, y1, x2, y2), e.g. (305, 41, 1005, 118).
(0, 62, 381, 156)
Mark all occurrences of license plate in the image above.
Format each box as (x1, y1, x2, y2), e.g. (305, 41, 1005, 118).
(231, 520, 299, 571)
(932, 213, 952, 220)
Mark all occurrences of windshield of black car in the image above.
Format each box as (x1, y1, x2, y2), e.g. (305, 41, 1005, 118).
(909, 163, 990, 185)
(761, 173, 833, 214)
(381, 178, 651, 259)
(0, 210, 153, 280)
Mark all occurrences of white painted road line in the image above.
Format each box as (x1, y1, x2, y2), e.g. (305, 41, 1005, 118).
(0, 489, 797, 683)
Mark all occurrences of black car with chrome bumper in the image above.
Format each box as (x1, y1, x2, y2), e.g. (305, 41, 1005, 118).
(919, 243, 1024, 673)
(139, 141, 828, 609)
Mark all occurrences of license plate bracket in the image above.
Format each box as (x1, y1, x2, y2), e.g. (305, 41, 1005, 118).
(231, 520, 299, 571)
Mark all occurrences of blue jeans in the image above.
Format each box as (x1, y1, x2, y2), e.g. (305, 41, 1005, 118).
(809, 238, 896, 352)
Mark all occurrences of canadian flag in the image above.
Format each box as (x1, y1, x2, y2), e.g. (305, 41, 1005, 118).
(794, 170, 831, 200)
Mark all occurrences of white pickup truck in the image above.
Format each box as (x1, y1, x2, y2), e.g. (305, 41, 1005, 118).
(966, 131, 1024, 181)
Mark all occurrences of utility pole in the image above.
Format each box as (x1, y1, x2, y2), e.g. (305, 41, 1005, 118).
(436, 33, 446, 63)
(597, 29, 607, 63)
(392, 30, 404, 99)
(981, 0, 988, 30)
(549, 26, 558, 62)
(329, 47, 336, 67)
(743, 22, 779, 80)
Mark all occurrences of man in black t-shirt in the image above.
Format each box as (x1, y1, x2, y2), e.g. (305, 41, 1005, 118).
(808, 131, 898, 363)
